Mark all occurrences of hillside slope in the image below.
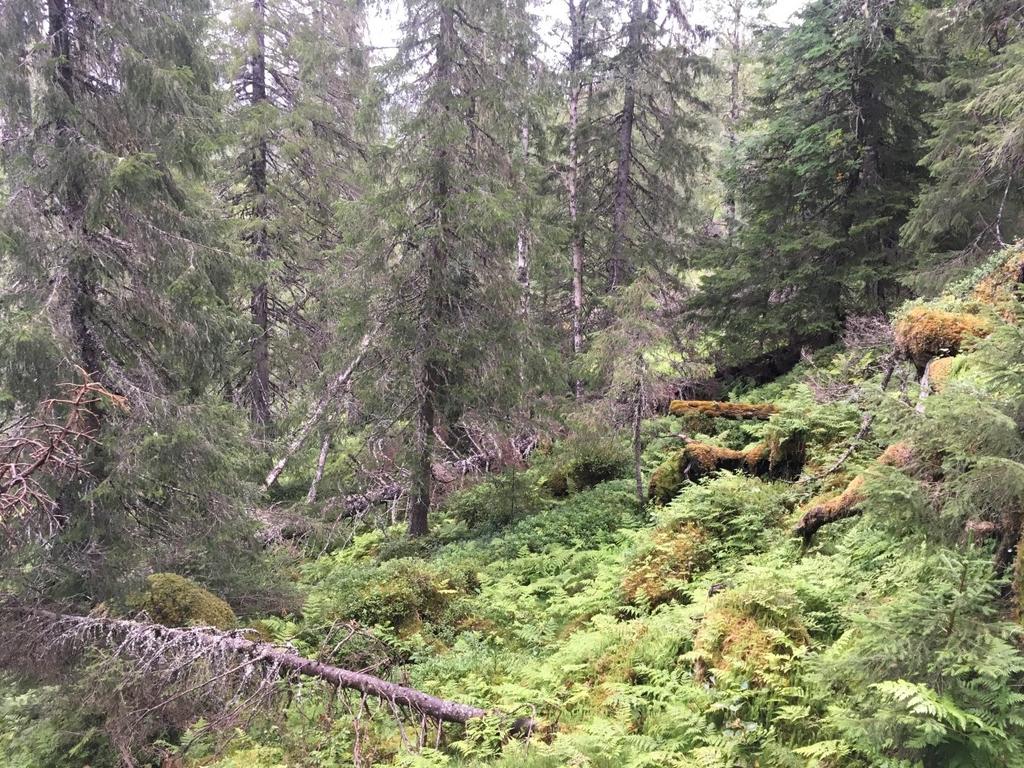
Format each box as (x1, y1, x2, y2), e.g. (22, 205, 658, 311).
(7, 249, 1024, 767)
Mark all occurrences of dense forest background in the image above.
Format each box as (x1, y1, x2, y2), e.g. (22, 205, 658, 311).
(3, 0, 1024, 764)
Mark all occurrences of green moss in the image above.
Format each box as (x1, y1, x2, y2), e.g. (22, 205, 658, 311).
(135, 573, 236, 629)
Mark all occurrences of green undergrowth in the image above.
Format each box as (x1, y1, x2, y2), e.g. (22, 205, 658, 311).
(186, 276, 1024, 766)
(9, 253, 1024, 767)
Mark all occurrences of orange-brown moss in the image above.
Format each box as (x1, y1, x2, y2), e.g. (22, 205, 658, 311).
(878, 441, 915, 469)
(669, 400, 779, 420)
(796, 442, 918, 541)
(622, 523, 709, 607)
(648, 434, 806, 504)
(925, 356, 956, 392)
(694, 604, 808, 680)
(972, 249, 1024, 319)
(894, 307, 991, 370)
(648, 443, 750, 504)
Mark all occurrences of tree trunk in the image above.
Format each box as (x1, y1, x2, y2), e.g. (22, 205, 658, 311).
(2, 603, 534, 733)
(306, 432, 331, 504)
(567, 0, 588, 399)
(632, 374, 644, 507)
(48, 0, 110, 406)
(516, 115, 530, 317)
(263, 330, 371, 490)
(609, 0, 642, 290)
(724, 0, 742, 237)
(408, 0, 457, 537)
(247, 0, 272, 426)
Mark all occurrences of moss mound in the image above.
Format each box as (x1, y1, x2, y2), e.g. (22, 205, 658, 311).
(668, 400, 778, 420)
(894, 307, 991, 370)
(136, 573, 236, 629)
(926, 356, 956, 392)
(621, 523, 708, 607)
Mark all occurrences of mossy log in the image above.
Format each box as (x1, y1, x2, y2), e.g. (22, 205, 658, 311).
(794, 442, 914, 541)
(669, 400, 778, 420)
(648, 432, 805, 504)
(894, 308, 991, 373)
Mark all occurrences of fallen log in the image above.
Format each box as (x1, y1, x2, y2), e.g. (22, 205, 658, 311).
(1, 600, 534, 733)
(264, 330, 373, 491)
(794, 442, 915, 542)
(648, 430, 806, 505)
(668, 400, 778, 420)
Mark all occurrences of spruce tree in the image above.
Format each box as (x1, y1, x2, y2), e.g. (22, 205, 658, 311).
(902, 0, 1024, 268)
(0, 1, 270, 603)
(698, 0, 925, 370)
(354, 0, 532, 536)
(223, 0, 369, 429)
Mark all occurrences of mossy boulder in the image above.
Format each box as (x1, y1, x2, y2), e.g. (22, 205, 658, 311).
(894, 307, 991, 372)
(136, 573, 236, 629)
(622, 523, 709, 607)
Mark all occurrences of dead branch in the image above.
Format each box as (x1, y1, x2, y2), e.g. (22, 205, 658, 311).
(0, 372, 126, 540)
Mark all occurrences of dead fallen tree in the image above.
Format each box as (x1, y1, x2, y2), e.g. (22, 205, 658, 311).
(648, 430, 806, 504)
(794, 442, 915, 542)
(668, 400, 778, 420)
(1, 600, 534, 735)
(263, 330, 373, 490)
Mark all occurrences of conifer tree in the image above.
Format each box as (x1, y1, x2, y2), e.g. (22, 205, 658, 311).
(224, 0, 368, 429)
(902, 0, 1024, 266)
(596, 0, 707, 290)
(355, 0, 532, 536)
(698, 0, 925, 369)
(0, 0, 271, 603)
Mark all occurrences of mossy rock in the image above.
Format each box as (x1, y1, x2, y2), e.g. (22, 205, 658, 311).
(894, 307, 991, 372)
(136, 573, 236, 629)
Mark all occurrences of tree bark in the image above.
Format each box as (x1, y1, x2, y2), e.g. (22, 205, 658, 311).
(567, 0, 588, 399)
(632, 373, 644, 507)
(724, 0, 742, 237)
(247, 0, 272, 426)
(2, 602, 534, 733)
(608, 0, 642, 290)
(516, 115, 531, 317)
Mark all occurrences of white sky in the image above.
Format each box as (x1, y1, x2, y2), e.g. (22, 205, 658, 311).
(366, 0, 809, 53)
